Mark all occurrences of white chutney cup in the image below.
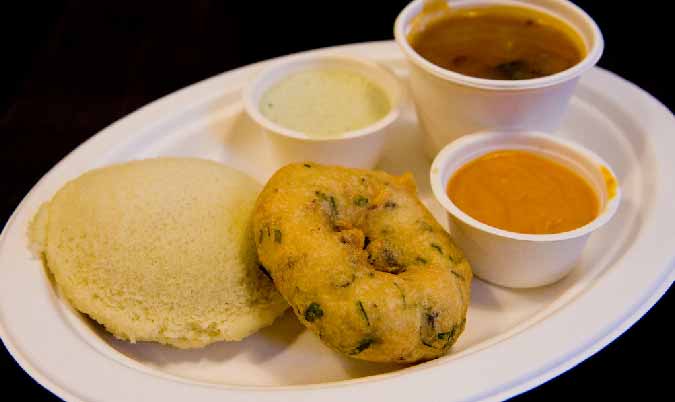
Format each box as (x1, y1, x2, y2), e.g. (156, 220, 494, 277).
(243, 55, 404, 169)
(430, 130, 621, 288)
(394, 0, 604, 157)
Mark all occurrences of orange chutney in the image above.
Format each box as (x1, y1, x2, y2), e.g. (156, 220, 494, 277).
(447, 150, 599, 234)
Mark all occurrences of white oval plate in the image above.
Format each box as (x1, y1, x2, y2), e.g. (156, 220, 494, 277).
(1, 41, 673, 402)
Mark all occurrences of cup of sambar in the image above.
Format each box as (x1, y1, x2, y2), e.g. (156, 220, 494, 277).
(394, 0, 603, 157)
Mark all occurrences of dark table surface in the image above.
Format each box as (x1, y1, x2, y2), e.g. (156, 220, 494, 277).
(1, 1, 672, 400)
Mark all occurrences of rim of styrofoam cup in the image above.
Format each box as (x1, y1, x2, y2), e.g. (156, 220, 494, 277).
(243, 54, 403, 143)
(394, 0, 604, 90)
(430, 130, 622, 242)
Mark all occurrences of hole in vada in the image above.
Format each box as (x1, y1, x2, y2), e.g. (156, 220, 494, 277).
(365, 239, 406, 274)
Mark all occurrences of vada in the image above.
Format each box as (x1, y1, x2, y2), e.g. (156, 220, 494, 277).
(253, 163, 472, 363)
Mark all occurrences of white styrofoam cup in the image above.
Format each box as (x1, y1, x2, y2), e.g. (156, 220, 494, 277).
(243, 55, 404, 169)
(394, 0, 604, 157)
(430, 131, 621, 288)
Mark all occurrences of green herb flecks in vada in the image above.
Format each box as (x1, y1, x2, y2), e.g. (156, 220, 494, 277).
(253, 163, 472, 363)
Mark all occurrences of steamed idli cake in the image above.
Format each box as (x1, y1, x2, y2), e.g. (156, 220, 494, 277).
(29, 157, 287, 348)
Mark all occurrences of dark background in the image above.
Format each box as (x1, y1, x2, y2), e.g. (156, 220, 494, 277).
(1, 1, 672, 400)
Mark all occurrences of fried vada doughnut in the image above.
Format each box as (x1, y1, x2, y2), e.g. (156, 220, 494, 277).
(253, 163, 472, 363)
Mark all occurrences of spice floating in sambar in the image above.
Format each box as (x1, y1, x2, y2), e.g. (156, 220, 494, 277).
(408, 4, 586, 80)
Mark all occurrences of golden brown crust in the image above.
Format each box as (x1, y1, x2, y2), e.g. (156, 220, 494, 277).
(253, 163, 472, 363)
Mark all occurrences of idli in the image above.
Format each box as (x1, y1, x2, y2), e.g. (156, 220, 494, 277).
(29, 158, 288, 348)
